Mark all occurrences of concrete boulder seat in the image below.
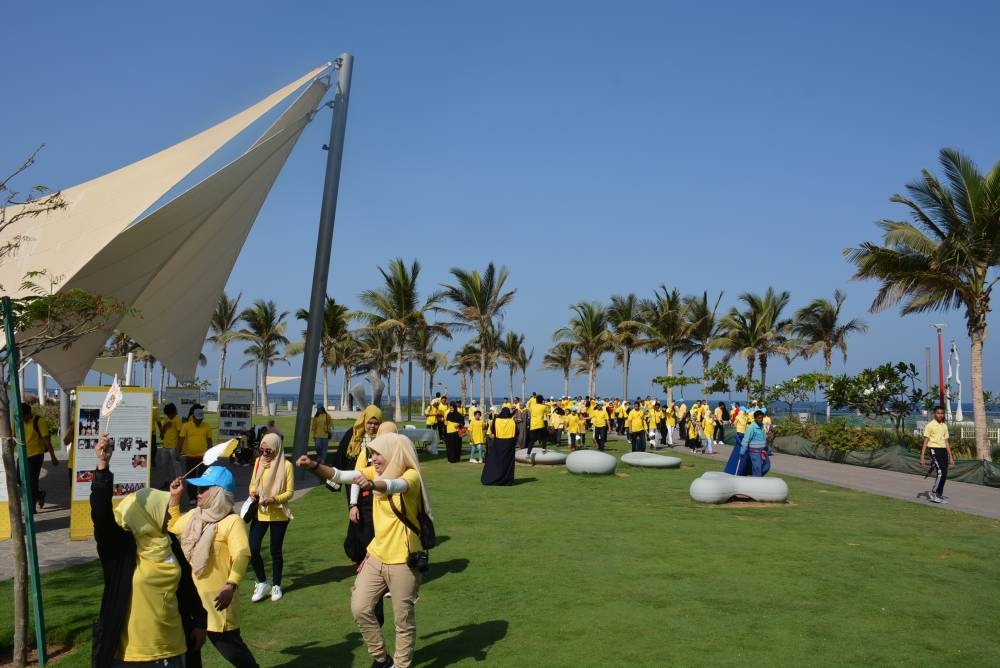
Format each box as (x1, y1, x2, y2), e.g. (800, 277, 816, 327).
(689, 471, 789, 504)
(565, 450, 617, 475)
(621, 452, 681, 468)
(514, 448, 567, 465)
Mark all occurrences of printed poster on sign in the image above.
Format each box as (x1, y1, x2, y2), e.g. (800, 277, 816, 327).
(70, 386, 153, 540)
(0, 436, 8, 539)
(163, 386, 201, 418)
(218, 387, 253, 439)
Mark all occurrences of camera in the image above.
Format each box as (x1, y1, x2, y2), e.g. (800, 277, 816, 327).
(408, 550, 430, 573)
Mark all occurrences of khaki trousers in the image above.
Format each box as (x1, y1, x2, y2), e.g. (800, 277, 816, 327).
(351, 554, 420, 668)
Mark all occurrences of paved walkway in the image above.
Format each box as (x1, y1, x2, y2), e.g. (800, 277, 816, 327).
(2, 440, 998, 581)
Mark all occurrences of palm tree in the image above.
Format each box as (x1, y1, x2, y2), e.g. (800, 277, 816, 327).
(517, 346, 533, 400)
(450, 342, 480, 408)
(845, 148, 1000, 460)
(498, 331, 526, 399)
(740, 288, 793, 391)
(716, 307, 761, 402)
(640, 286, 693, 403)
(437, 263, 516, 410)
(237, 299, 289, 417)
(542, 342, 575, 398)
(680, 291, 725, 397)
(353, 328, 395, 407)
(607, 293, 644, 400)
(554, 301, 612, 398)
(208, 292, 242, 403)
(793, 289, 869, 419)
(358, 258, 438, 421)
(411, 323, 449, 409)
(296, 296, 350, 409)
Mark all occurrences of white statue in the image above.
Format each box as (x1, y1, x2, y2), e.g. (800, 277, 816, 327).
(951, 341, 963, 422)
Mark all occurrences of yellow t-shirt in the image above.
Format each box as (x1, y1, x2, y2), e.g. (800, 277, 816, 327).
(665, 406, 677, 426)
(168, 510, 250, 632)
(626, 409, 646, 433)
(469, 418, 485, 445)
(424, 404, 438, 426)
(362, 467, 423, 565)
(492, 418, 516, 439)
(734, 412, 749, 434)
(702, 415, 715, 438)
(677, 403, 688, 419)
(549, 413, 565, 430)
(923, 421, 949, 448)
(590, 409, 608, 428)
(250, 459, 295, 522)
(648, 410, 662, 428)
(529, 402, 549, 430)
(23, 415, 50, 457)
(118, 554, 186, 661)
(150, 407, 160, 440)
(161, 415, 182, 450)
(446, 415, 460, 434)
(179, 421, 212, 457)
(311, 413, 332, 438)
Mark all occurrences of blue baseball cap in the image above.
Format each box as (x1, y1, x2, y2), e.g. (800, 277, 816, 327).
(187, 466, 235, 494)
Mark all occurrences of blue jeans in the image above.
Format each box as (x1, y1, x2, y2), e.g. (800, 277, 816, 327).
(314, 437, 330, 464)
(629, 431, 646, 452)
(749, 449, 766, 476)
(470, 443, 484, 460)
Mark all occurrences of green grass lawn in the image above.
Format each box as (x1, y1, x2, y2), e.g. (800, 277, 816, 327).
(3, 434, 998, 666)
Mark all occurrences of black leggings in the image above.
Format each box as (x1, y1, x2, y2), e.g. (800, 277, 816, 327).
(527, 428, 547, 453)
(249, 519, 289, 586)
(187, 629, 259, 668)
(930, 448, 949, 496)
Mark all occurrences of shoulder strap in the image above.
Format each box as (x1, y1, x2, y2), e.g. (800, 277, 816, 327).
(387, 494, 421, 536)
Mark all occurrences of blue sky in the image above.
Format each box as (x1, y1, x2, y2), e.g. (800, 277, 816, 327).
(4, 1, 999, 400)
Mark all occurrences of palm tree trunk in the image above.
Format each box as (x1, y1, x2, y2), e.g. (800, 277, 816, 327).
(666, 349, 675, 404)
(394, 345, 403, 422)
(341, 366, 350, 410)
(158, 362, 166, 403)
(824, 350, 833, 421)
(260, 362, 270, 416)
(488, 370, 495, 407)
(479, 345, 487, 413)
(421, 367, 427, 411)
(563, 372, 569, 398)
(460, 371, 468, 408)
(520, 371, 526, 400)
(759, 354, 768, 392)
(508, 367, 514, 400)
(217, 345, 227, 403)
(322, 366, 330, 409)
(970, 332, 990, 459)
(745, 356, 755, 403)
(702, 351, 710, 397)
(623, 349, 630, 401)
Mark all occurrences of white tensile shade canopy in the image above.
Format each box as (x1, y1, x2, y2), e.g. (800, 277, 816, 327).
(5, 65, 332, 389)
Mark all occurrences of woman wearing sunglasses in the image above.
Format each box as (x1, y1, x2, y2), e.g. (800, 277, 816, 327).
(247, 432, 294, 603)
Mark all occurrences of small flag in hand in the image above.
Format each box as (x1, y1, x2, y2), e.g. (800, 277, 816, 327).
(101, 375, 123, 417)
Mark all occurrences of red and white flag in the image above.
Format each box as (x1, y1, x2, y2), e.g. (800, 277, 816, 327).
(101, 375, 123, 417)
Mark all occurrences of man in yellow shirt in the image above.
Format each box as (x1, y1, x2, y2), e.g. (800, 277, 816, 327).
(179, 407, 213, 502)
(156, 403, 183, 488)
(21, 402, 58, 509)
(625, 401, 647, 452)
(921, 406, 954, 504)
(527, 397, 550, 455)
(590, 401, 610, 451)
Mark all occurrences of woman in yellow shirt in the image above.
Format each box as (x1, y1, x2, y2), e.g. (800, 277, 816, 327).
(298, 433, 433, 668)
(90, 435, 206, 668)
(310, 404, 333, 464)
(168, 466, 257, 668)
(248, 433, 294, 603)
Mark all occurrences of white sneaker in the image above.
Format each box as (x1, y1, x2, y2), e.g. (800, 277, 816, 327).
(251, 582, 271, 602)
(270, 584, 283, 601)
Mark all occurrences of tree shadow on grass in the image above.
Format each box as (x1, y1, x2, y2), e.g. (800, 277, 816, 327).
(273, 631, 364, 667)
(414, 620, 509, 666)
(422, 558, 469, 585)
(291, 563, 359, 592)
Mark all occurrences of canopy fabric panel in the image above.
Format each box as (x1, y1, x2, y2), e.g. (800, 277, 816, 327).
(90, 356, 127, 378)
(265, 375, 300, 386)
(33, 78, 328, 388)
(0, 64, 330, 301)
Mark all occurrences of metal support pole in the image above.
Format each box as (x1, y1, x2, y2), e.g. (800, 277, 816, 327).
(59, 388, 70, 452)
(36, 363, 45, 405)
(3, 297, 48, 664)
(292, 55, 354, 475)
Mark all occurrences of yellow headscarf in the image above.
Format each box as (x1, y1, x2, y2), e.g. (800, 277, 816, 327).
(347, 405, 383, 459)
(114, 487, 173, 562)
(367, 433, 433, 520)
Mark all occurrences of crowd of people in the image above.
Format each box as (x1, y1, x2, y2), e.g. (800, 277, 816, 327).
(81, 392, 782, 667)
